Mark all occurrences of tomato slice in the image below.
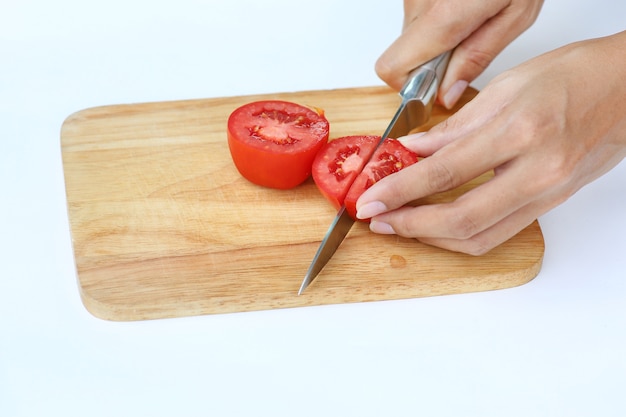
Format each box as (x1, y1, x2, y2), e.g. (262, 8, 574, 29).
(311, 135, 381, 210)
(227, 100, 330, 189)
(312, 135, 419, 220)
(344, 138, 419, 219)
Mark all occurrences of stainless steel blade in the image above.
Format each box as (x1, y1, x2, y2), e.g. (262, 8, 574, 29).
(297, 51, 451, 295)
(298, 207, 354, 295)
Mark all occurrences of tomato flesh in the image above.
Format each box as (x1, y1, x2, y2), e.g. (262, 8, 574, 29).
(311, 135, 380, 210)
(227, 100, 329, 189)
(344, 139, 419, 220)
(312, 135, 419, 220)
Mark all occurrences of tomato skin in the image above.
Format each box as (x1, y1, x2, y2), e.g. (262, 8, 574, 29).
(227, 100, 330, 189)
(311, 135, 381, 210)
(344, 139, 419, 220)
(312, 135, 419, 220)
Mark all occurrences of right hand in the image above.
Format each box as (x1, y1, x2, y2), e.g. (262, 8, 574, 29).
(376, 0, 544, 108)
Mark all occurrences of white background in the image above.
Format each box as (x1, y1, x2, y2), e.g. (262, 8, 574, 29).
(2, 1, 625, 416)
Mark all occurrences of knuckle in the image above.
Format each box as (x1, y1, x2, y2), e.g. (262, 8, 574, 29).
(507, 107, 554, 151)
(425, 158, 457, 193)
(381, 208, 420, 239)
(374, 56, 400, 89)
(462, 238, 492, 256)
(538, 158, 573, 189)
(514, 2, 543, 30)
(528, 159, 579, 206)
(447, 209, 481, 240)
(374, 56, 391, 81)
(460, 46, 496, 75)
(417, 235, 493, 256)
(510, 118, 579, 197)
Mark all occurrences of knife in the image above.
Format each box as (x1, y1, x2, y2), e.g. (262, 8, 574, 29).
(298, 51, 452, 295)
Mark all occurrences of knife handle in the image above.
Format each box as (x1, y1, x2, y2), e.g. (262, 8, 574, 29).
(399, 51, 451, 105)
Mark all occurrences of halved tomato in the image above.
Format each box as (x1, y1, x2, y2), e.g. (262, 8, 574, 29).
(227, 100, 330, 189)
(344, 138, 419, 219)
(312, 135, 419, 220)
(311, 135, 381, 210)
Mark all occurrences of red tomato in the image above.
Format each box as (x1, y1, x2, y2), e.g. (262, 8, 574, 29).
(227, 100, 330, 189)
(312, 135, 419, 220)
(344, 138, 419, 220)
(311, 135, 381, 210)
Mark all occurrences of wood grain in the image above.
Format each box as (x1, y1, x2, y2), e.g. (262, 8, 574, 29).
(61, 86, 544, 321)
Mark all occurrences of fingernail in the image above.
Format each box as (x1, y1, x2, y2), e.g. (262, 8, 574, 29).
(370, 220, 395, 235)
(443, 80, 468, 109)
(397, 131, 426, 146)
(356, 201, 387, 219)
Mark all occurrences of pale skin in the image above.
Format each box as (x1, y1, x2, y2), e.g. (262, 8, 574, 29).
(356, 0, 626, 255)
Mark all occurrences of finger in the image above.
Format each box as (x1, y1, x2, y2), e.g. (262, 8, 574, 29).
(356, 112, 513, 219)
(376, 2, 495, 90)
(366, 144, 564, 256)
(414, 172, 563, 256)
(397, 80, 507, 159)
(368, 160, 532, 240)
(367, 179, 544, 256)
(398, 131, 453, 158)
(401, 0, 428, 31)
(397, 97, 490, 157)
(375, 30, 448, 91)
(415, 198, 544, 256)
(439, 2, 544, 108)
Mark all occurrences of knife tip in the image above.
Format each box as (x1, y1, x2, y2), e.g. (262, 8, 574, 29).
(297, 275, 311, 296)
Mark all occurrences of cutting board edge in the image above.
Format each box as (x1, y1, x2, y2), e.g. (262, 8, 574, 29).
(78, 239, 544, 322)
(59, 84, 397, 133)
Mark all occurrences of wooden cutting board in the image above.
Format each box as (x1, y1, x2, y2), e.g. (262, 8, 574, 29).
(61, 86, 544, 321)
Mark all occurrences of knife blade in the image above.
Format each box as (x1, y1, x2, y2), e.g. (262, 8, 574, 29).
(298, 51, 452, 295)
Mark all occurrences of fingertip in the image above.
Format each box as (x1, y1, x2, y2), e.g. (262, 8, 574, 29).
(397, 131, 426, 147)
(356, 201, 387, 220)
(442, 80, 469, 110)
(369, 220, 396, 235)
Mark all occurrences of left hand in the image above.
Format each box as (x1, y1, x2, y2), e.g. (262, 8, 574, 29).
(357, 32, 626, 255)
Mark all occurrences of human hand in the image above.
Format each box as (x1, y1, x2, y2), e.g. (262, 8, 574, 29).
(358, 32, 626, 255)
(376, 0, 544, 108)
